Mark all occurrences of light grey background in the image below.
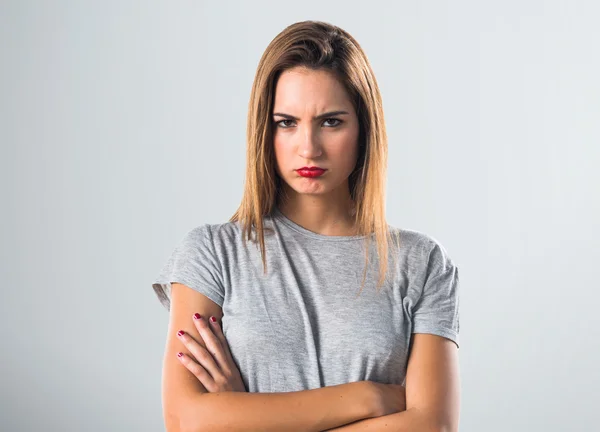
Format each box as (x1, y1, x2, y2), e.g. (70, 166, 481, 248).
(2, 1, 598, 431)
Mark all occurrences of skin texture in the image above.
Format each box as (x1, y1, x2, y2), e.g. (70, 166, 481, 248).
(272, 66, 361, 236)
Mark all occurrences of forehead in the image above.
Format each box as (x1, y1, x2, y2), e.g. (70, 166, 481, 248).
(273, 67, 352, 109)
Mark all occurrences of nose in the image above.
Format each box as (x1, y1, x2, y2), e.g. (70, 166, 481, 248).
(297, 127, 323, 159)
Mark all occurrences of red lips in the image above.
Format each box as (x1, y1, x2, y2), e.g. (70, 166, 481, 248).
(297, 166, 326, 178)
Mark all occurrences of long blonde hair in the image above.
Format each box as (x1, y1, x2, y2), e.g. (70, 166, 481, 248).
(228, 20, 400, 294)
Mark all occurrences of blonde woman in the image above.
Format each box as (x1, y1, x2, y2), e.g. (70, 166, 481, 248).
(152, 20, 460, 432)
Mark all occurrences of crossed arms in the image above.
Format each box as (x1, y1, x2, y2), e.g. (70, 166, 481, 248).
(161, 283, 460, 431)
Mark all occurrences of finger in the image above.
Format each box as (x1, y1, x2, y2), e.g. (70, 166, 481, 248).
(177, 328, 222, 381)
(176, 351, 217, 392)
(208, 316, 236, 363)
(192, 314, 229, 373)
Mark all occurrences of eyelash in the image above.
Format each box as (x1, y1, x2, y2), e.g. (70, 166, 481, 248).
(274, 118, 343, 128)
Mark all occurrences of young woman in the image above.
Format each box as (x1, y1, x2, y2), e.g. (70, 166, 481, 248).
(152, 20, 460, 432)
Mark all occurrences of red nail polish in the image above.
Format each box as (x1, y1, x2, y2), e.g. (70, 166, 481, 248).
(193, 313, 201, 320)
(177, 330, 185, 336)
(210, 316, 216, 323)
(177, 352, 183, 358)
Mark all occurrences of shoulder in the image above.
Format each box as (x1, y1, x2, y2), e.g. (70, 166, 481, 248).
(174, 224, 213, 251)
(182, 220, 240, 241)
(172, 222, 234, 257)
(392, 226, 458, 274)
(390, 226, 444, 256)
(188, 215, 281, 254)
(201, 220, 244, 245)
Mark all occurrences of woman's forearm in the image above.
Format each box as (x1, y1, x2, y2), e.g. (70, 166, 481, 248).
(324, 408, 439, 432)
(174, 381, 378, 432)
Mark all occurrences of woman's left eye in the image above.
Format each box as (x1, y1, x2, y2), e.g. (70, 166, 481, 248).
(323, 118, 342, 127)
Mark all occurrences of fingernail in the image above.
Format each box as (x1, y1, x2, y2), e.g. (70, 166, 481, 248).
(193, 313, 201, 320)
(210, 316, 216, 323)
(177, 352, 183, 358)
(177, 330, 185, 336)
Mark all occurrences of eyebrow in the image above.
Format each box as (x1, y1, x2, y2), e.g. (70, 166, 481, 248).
(272, 110, 350, 121)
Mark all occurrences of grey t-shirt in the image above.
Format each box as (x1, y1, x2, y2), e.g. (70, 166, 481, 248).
(152, 207, 460, 392)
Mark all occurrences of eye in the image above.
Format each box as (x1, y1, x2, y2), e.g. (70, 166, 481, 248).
(275, 119, 295, 128)
(323, 118, 342, 127)
(274, 118, 343, 128)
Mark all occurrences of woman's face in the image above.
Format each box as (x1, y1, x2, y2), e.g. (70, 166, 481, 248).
(272, 67, 360, 200)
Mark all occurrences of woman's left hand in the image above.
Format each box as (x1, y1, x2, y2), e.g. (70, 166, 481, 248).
(176, 313, 247, 393)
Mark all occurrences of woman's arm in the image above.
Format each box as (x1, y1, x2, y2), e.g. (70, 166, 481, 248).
(324, 409, 436, 432)
(164, 283, 381, 432)
(325, 333, 461, 432)
(176, 381, 378, 432)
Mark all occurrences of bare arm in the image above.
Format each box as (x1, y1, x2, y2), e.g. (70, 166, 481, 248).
(177, 381, 377, 432)
(323, 409, 435, 432)
(325, 333, 461, 432)
(163, 283, 380, 432)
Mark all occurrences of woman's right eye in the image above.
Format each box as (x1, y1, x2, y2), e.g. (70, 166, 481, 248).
(275, 119, 294, 128)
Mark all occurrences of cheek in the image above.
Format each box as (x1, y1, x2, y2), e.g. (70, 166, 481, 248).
(336, 146, 360, 171)
(273, 137, 284, 160)
(333, 133, 360, 163)
(273, 137, 290, 174)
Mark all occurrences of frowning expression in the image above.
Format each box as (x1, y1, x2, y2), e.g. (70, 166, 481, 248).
(272, 66, 360, 196)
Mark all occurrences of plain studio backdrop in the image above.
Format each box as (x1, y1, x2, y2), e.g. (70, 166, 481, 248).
(1, 1, 598, 431)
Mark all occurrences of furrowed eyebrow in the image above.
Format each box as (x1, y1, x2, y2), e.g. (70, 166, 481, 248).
(272, 110, 350, 121)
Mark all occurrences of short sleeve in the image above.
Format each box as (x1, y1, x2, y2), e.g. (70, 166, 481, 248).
(151, 224, 225, 311)
(411, 238, 460, 348)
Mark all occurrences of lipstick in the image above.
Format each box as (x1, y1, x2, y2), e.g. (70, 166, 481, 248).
(297, 167, 326, 178)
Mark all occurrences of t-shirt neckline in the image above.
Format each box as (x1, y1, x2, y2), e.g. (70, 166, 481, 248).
(271, 206, 374, 242)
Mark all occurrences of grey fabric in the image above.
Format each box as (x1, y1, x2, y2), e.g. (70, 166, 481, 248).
(152, 207, 460, 392)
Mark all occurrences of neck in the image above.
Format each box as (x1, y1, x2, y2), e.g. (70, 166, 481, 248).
(275, 199, 359, 237)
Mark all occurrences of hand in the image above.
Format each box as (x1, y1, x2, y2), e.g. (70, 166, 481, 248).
(176, 313, 247, 392)
(370, 382, 407, 417)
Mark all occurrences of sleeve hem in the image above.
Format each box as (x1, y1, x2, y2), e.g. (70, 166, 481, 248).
(412, 325, 460, 349)
(152, 277, 225, 311)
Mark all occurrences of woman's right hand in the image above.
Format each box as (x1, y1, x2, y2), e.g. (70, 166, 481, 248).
(369, 382, 407, 417)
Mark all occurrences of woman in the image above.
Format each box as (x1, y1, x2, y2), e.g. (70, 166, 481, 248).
(152, 20, 460, 432)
